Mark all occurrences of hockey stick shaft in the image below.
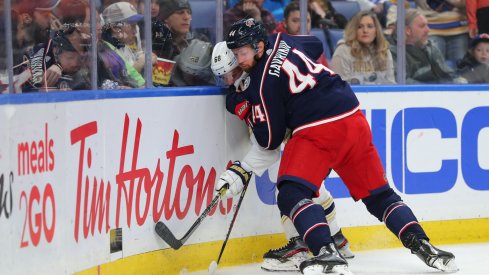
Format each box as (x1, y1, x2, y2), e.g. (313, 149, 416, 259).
(216, 182, 249, 264)
(155, 191, 222, 249)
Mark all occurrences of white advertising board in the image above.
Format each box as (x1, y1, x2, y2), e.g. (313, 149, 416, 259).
(0, 89, 488, 274)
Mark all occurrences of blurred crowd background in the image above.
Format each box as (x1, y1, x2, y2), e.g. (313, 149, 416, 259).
(0, 0, 488, 93)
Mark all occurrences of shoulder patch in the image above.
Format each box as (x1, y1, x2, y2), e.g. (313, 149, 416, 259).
(239, 76, 251, 92)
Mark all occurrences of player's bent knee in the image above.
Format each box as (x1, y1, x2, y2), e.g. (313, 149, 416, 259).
(362, 188, 402, 221)
(277, 181, 314, 218)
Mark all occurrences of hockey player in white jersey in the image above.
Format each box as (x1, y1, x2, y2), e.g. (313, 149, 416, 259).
(211, 41, 354, 272)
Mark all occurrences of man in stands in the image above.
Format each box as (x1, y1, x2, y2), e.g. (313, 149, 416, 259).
(274, 2, 329, 66)
(223, 0, 277, 36)
(388, 9, 465, 84)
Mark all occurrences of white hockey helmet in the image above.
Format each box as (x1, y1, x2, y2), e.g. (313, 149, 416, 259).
(211, 41, 238, 77)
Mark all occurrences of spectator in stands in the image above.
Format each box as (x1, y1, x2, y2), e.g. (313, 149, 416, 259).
(308, 0, 347, 29)
(457, 33, 489, 83)
(102, 2, 156, 74)
(223, 0, 277, 36)
(274, 2, 329, 66)
(102, 2, 146, 87)
(355, 0, 389, 28)
(171, 39, 215, 86)
(20, 30, 82, 92)
(134, 0, 175, 61)
(159, 0, 195, 60)
(467, 0, 489, 38)
(331, 10, 395, 84)
(384, 0, 410, 35)
(49, 30, 83, 90)
(388, 9, 465, 84)
(12, 0, 60, 70)
(411, 0, 469, 64)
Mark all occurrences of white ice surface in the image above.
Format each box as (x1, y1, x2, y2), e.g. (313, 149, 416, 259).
(186, 242, 488, 275)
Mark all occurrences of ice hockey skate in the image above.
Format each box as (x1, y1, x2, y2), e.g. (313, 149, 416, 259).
(299, 243, 353, 275)
(402, 232, 459, 273)
(332, 230, 354, 259)
(261, 236, 310, 272)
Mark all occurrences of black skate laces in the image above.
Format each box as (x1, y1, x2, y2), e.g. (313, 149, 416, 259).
(271, 236, 306, 253)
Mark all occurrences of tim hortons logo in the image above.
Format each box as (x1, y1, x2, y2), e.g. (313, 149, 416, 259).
(69, 114, 233, 241)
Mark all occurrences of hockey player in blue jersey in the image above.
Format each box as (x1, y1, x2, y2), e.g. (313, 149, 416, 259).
(211, 41, 354, 272)
(214, 18, 458, 275)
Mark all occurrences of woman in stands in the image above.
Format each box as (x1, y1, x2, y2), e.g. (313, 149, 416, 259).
(331, 10, 395, 84)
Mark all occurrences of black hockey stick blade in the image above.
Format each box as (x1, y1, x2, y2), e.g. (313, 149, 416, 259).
(155, 221, 183, 249)
(155, 191, 222, 249)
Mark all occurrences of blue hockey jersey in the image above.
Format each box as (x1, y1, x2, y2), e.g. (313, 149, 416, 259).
(227, 33, 359, 150)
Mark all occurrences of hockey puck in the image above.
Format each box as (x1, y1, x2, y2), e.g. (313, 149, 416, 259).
(208, 260, 218, 275)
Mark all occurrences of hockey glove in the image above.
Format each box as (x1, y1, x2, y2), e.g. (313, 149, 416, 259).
(226, 91, 251, 120)
(215, 161, 252, 198)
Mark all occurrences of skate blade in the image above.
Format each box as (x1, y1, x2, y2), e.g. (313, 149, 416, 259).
(261, 257, 304, 272)
(302, 264, 354, 275)
(338, 247, 355, 259)
(432, 258, 459, 273)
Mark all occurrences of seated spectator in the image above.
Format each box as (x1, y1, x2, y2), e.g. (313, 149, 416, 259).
(388, 9, 464, 84)
(356, 0, 389, 27)
(20, 30, 82, 92)
(457, 33, 489, 83)
(151, 19, 174, 60)
(331, 10, 395, 84)
(274, 2, 329, 66)
(136, 0, 174, 60)
(390, 0, 469, 64)
(384, 0, 410, 35)
(49, 31, 83, 90)
(102, 1, 156, 74)
(308, 0, 347, 29)
(12, 0, 60, 72)
(223, 0, 277, 36)
(59, 4, 143, 90)
(171, 39, 215, 86)
(101, 2, 146, 87)
(159, 0, 196, 60)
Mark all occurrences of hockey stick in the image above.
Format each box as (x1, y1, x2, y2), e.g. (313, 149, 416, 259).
(208, 182, 250, 275)
(155, 189, 225, 249)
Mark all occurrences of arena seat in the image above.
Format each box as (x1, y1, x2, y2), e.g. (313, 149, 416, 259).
(330, 1, 361, 21)
(190, 0, 217, 43)
(327, 28, 344, 50)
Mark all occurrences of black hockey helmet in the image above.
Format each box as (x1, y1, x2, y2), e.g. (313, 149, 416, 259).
(52, 30, 77, 52)
(226, 18, 267, 52)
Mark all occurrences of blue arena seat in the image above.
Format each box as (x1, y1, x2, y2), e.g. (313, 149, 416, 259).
(190, 0, 217, 43)
(327, 28, 344, 50)
(226, 0, 290, 21)
(310, 28, 332, 60)
(330, 1, 361, 21)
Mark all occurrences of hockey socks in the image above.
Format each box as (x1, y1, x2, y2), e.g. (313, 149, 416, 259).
(277, 182, 332, 255)
(363, 188, 428, 241)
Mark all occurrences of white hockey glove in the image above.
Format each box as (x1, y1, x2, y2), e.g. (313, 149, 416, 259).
(215, 161, 252, 198)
